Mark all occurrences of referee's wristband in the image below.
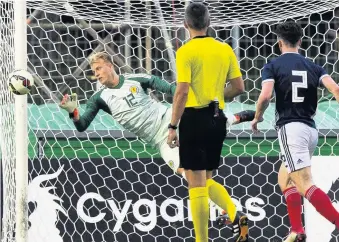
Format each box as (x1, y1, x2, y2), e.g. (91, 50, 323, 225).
(168, 123, 178, 130)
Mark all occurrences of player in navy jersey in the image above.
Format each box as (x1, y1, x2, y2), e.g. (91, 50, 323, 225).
(251, 22, 339, 242)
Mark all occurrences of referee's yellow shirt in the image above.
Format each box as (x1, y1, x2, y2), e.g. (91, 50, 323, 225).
(176, 36, 242, 109)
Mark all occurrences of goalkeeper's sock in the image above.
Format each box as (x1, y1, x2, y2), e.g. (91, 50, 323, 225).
(283, 187, 304, 233)
(189, 187, 209, 242)
(206, 179, 237, 222)
(305, 185, 339, 228)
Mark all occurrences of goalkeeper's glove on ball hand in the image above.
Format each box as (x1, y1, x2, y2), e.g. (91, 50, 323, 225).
(60, 93, 78, 119)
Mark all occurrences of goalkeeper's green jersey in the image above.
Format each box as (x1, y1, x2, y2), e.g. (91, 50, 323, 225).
(74, 73, 175, 144)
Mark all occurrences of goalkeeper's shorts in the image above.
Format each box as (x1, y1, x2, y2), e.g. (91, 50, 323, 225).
(152, 108, 180, 173)
(179, 104, 227, 171)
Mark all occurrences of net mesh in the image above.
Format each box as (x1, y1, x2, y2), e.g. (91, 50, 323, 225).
(1, 1, 339, 241)
(0, 2, 16, 242)
(26, 0, 339, 27)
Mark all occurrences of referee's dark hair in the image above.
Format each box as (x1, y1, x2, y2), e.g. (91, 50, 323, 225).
(275, 21, 303, 47)
(184, 2, 210, 30)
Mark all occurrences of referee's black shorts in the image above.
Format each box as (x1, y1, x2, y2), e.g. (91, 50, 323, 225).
(179, 103, 227, 171)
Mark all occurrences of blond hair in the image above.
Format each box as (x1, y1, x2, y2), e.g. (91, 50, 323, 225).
(89, 52, 113, 66)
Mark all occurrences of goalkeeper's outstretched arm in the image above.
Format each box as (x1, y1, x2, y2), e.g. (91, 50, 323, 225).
(133, 74, 176, 95)
(73, 102, 100, 132)
(60, 93, 100, 132)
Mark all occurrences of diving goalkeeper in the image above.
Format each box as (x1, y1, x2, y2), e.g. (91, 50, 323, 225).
(59, 52, 255, 179)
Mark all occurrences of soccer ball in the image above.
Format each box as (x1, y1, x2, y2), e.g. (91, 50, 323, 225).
(8, 70, 34, 95)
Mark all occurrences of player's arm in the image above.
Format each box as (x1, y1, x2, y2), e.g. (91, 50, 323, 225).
(254, 81, 273, 120)
(59, 93, 100, 132)
(136, 74, 176, 96)
(253, 63, 274, 123)
(224, 46, 245, 100)
(321, 76, 339, 102)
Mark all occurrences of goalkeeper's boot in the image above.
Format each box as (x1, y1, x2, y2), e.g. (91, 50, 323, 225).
(233, 110, 257, 124)
(283, 232, 306, 242)
(216, 211, 249, 242)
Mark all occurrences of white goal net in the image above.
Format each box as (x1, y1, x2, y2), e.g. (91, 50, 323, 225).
(1, 1, 339, 241)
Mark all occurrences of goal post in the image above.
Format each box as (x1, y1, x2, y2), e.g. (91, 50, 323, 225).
(14, 0, 29, 241)
(1, 1, 339, 242)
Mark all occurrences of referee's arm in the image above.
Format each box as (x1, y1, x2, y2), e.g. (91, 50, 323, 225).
(170, 49, 190, 127)
(170, 82, 189, 126)
(224, 50, 245, 100)
(224, 77, 245, 100)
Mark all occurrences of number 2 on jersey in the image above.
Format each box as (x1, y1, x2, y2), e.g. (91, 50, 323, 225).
(292, 70, 308, 103)
(124, 93, 137, 107)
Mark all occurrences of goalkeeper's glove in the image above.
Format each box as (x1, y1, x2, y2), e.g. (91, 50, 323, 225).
(59, 93, 79, 119)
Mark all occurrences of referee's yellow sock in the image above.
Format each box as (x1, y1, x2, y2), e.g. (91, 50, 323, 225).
(189, 187, 209, 242)
(206, 179, 237, 222)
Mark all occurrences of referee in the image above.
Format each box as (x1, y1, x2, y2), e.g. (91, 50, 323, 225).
(167, 2, 248, 242)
